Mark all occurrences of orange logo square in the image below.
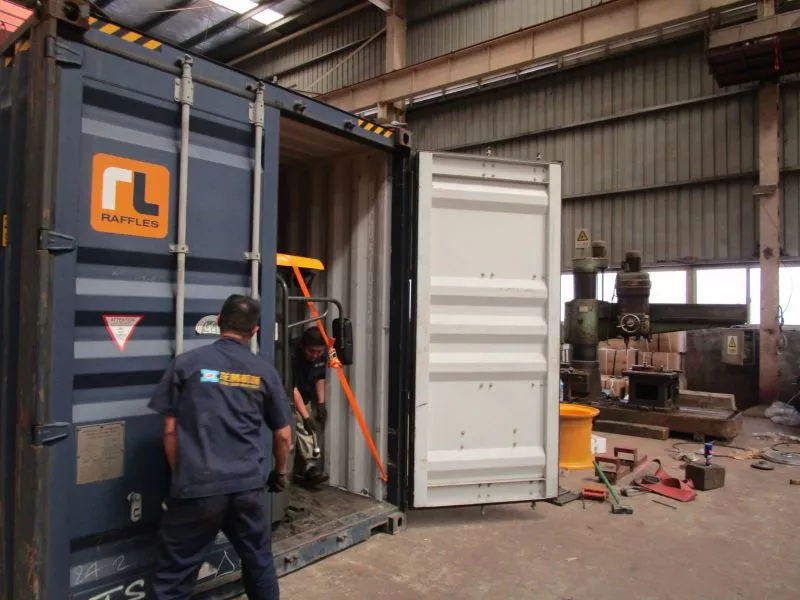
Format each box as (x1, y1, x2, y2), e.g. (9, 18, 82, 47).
(90, 153, 170, 238)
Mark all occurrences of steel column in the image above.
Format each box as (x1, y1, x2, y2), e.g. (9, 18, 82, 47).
(757, 81, 781, 405)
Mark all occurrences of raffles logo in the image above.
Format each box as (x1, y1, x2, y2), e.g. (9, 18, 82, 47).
(91, 154, 170, 238)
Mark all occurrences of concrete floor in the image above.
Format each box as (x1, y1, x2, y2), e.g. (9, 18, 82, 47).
(279, 416, 800, 599)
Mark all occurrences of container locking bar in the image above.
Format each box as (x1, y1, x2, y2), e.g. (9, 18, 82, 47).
(32, 422, 70, 446)
(246, 82, 265, 354)
(171, 54, 193, 355)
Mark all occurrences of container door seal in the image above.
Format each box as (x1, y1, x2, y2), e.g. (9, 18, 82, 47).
(411, 152, 562, 508)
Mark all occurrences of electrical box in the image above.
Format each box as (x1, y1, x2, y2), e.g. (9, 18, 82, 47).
(721, 328, 756, 366)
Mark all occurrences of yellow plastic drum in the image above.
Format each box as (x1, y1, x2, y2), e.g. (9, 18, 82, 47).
(559, 404, 600, 470)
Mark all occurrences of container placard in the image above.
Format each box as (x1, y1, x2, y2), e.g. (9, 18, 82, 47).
(76, 422, 126, 485)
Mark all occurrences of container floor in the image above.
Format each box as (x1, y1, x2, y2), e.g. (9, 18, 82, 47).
(273, 485, 384, 543)
(270, 484, 398, 578)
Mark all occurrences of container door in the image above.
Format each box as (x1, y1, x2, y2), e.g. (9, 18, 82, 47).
(411, 152, 561, 508)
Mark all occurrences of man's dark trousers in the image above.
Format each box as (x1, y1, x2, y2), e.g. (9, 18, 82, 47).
(151, 488, 279, 599)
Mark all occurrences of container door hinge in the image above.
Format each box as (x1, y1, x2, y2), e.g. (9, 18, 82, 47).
(32, 422, 70, 446)
(39, 229, 76, 253)
(39, 229, 78, 254)
(45, 36, 84, 67)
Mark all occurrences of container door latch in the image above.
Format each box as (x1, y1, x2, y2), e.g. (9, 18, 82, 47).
(32, 422, 71, 446)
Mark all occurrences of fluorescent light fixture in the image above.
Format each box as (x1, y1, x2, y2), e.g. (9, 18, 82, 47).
(253, 8, 283, 25)
(208, 0, 284, 25)
(481, 73, 515, 86)
(518, 61, 558, 76)
(358, 107, 379, 118)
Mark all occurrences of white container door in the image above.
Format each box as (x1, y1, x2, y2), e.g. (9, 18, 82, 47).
(412, 152, 562, 508)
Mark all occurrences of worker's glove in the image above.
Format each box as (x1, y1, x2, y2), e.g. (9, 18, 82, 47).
(267, 471, 287, 493)
(303, 417, 317, 433)
(316, 403, 328, 426)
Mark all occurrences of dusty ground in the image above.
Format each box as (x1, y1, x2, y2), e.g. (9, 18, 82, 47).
(278, 416, 800, 600)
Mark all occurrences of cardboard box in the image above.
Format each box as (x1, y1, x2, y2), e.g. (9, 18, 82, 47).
(601, 338, 628, 351)
(638, 352, 682, 372)
(599, 348, 637, 376)
(653, 331, 687, 354)
(601, 375, 629, 399)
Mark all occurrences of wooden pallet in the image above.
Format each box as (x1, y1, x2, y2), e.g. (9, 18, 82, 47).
(591, 404, 743, 441)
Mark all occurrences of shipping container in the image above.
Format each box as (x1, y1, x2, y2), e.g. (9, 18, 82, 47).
(0, 4, 562, 599)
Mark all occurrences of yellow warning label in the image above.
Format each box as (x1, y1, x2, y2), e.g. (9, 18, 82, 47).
(726, 335, 738, 355)
(575, 228, 591, 249)
(1, 213, 7, 248)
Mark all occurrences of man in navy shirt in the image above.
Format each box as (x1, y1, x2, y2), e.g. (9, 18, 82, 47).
(148, 294, 292, 600)
(291, 327, 329, 486)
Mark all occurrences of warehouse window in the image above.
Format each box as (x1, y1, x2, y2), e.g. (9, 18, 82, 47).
(648, 270, 687, 304)
(697, 268, 748, 306)
(561, 274, 574, 321)
(749, 266, 800, 325)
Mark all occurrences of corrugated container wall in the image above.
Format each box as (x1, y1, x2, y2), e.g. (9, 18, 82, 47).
(239, 7, 384, 96)
(277, 153, 392, 499)
(407, 37, 765, 269)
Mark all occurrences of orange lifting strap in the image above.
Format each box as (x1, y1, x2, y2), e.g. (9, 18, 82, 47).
(290, 264, 388, 483)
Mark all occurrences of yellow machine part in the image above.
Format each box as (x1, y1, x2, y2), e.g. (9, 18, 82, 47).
(276, 253, 325, 271)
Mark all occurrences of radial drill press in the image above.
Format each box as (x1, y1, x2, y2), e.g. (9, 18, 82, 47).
(561, 242, 749, 406)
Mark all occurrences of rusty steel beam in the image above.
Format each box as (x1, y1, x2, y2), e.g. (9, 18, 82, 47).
(319, 0, 750, 111)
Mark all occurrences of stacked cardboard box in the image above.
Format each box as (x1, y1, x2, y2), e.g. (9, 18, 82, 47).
(598, 347, 637, 376)
(598, 331, 688, 390)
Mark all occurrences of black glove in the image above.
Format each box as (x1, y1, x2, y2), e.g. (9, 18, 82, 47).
(267, 470, 287, 493)
(303, 416, 317, 433)
(316, 403, 328, 426)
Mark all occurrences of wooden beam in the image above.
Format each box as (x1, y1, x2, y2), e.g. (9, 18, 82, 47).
(319, 0, 749, 112)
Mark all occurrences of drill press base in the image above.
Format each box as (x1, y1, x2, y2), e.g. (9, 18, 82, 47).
(592, 404, 743, 442)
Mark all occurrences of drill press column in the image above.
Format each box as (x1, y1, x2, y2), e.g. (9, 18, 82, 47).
(564, 242, 609, 402)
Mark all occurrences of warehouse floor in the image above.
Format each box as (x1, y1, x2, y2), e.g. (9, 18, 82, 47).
(278, 416, 800, 599)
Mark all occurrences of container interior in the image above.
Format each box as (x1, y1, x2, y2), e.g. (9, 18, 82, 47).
(273, 116, 394, 538)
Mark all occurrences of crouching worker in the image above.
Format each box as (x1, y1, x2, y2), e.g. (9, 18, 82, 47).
(148, 294, 292, 600)
(292, 327, 330, 487)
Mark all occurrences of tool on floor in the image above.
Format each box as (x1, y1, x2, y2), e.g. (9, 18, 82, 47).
(547, 488, 581, 507)
(651, 499, 677, 510)
(594, 445, 647, 484)
(292, 264, 388, 482)
(581, 483, 608, 501)
(751, 460, 775, 471)
(621, 486, 649, 497)
(593, 459, 633, 515)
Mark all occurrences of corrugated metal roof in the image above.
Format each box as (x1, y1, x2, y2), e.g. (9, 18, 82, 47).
(408, 0, 613, 64)
(238, 5, 384, 93)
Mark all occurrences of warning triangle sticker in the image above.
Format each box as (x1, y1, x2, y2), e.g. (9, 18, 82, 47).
(577, 231, 589, 242)
(103, 315, 143, 351)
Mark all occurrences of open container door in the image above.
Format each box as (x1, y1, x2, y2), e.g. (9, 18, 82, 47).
(412, 152, 562, 508)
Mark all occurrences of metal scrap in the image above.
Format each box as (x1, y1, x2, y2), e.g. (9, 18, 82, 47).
(761, 450, 800, 466)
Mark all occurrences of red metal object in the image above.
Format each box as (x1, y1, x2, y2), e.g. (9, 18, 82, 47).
(582, 483, 608, 501)
(636, 460, 697, 502)
(595, 445, 647, 484)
